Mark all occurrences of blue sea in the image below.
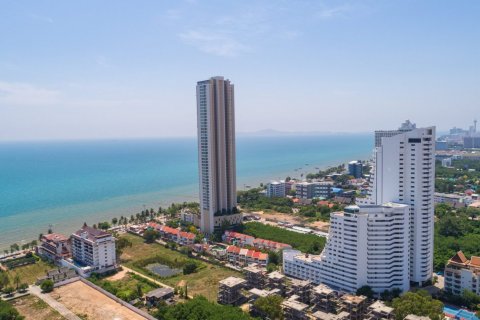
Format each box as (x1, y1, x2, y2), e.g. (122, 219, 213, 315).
(0, 134, 373, 249)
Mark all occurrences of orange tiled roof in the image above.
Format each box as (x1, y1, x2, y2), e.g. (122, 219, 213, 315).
(450, 251, 468, 264)
(470, 256, 480, 267)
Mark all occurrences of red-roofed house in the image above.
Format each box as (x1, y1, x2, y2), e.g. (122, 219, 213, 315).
(179, 231, 196, 245)
(224, 231, 291, 252)
(226, 245, 268, 267)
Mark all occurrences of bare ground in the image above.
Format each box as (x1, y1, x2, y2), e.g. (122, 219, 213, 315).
(10, 294, 65, 320)
(50, 281, 146, 320)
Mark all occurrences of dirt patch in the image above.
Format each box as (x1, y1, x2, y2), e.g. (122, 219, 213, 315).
(10, 295, 65, 320)
(254, 211, 330, 231)
(51, 281, 146, 320)
(105, 268, 128, 281)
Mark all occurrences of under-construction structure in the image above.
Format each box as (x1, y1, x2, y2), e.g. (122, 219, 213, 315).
(217, 276, 247, 306)
(339, 294, 368, 320)
(288, 279, 313, 304)
(281, 296, 309, 320)
(312, 284, 339, 313)
(243, 264, 267, 289)
(267, 271, 287, 296)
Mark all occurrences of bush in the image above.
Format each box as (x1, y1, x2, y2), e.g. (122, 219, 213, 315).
(183, 261, 198, 275)
(40, 279, 54, 293)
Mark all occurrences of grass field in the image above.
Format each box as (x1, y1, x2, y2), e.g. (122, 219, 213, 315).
(10, 294, 65, 320)
(120, 233, 242, 301)
(6, 257, 55, 285)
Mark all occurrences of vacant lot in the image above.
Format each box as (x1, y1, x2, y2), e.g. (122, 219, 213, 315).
(10, 294, 65, 320)
(120, 233, 241, 301)
(253, 211, 330, 231)
(51, 280, 146, 320)
(6, 257, 55, 285)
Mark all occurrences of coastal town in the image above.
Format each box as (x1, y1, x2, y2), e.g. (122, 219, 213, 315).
(1, 77, 480, 320)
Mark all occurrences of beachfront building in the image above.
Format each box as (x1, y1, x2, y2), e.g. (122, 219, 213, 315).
(362, 121, 435, 285)
(444, 251, 480, 296)
(267, 180, 287, 198)
(37, 233, 71, 262)
(71, 223, 116, 273)
(196, 76, 241, 234)
(283, 203, 411, 294)
(348, 160, 363, 178)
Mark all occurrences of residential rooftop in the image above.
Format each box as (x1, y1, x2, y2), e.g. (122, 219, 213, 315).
(219, 276, 246, 288)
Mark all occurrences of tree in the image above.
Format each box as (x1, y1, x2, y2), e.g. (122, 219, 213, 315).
(253, 294, 284, 320)
(183, 261, 198, 275)
(13, 274, 20, 290)
(462, 289, 480, 309)
(392, 291, 443, 320)
(40, 279, 54, 293)
(10, 243, 19, 253)
(0, 272, 10, 291)
(152, 296, 252, 320)
(143, 229, 159, 243)
(0, 299, 24, 320)
(356, 285, 374, 299)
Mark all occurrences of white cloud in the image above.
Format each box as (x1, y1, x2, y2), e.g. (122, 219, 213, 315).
(179, 30, 250, 57)
(0, 81, 60, 106)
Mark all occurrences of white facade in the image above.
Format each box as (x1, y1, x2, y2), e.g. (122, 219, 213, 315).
(71, 224, 116, 273)
(283, 203, 410, 294)
(444, 251, 480, 296)
(267, 180, 286, 198)
(196, 76, 239, 233)
(363, 122, 435, 285)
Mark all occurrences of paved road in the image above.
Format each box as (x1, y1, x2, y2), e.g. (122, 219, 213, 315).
(29, 285, 81, 320)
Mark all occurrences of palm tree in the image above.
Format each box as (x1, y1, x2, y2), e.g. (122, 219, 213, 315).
(14, 274, 20, 290)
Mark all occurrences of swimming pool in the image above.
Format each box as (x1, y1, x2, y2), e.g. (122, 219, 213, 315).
(444, 306, 479, 320)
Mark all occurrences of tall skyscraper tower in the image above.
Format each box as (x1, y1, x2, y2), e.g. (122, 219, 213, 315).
(196, 76, 241, 234)
(365, 121, 435, 285)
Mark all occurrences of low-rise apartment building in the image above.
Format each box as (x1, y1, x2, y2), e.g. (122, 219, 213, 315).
(226, 245, 268, 266)
(296, 182, 333, 199)
(224, 230, 291, 251)
(445, 251, 480, 295)
(218, 276, 247, 306)
(71, 224, 116, 273)
(37, 233, 71, 261)
(434, 192, 467, 208)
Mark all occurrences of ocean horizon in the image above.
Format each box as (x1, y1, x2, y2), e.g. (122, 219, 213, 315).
(0, 134, 373, 250)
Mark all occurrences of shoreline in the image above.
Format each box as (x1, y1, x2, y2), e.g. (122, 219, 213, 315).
(0, 152, 372, 251)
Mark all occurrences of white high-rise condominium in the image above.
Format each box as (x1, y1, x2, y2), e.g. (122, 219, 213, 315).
(283, 203, 411, 294)
(196, 76, 241, 234)
(364, 121, 435, 285)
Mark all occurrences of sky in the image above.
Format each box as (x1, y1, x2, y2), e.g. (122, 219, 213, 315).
(0, 0, 479, 141)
